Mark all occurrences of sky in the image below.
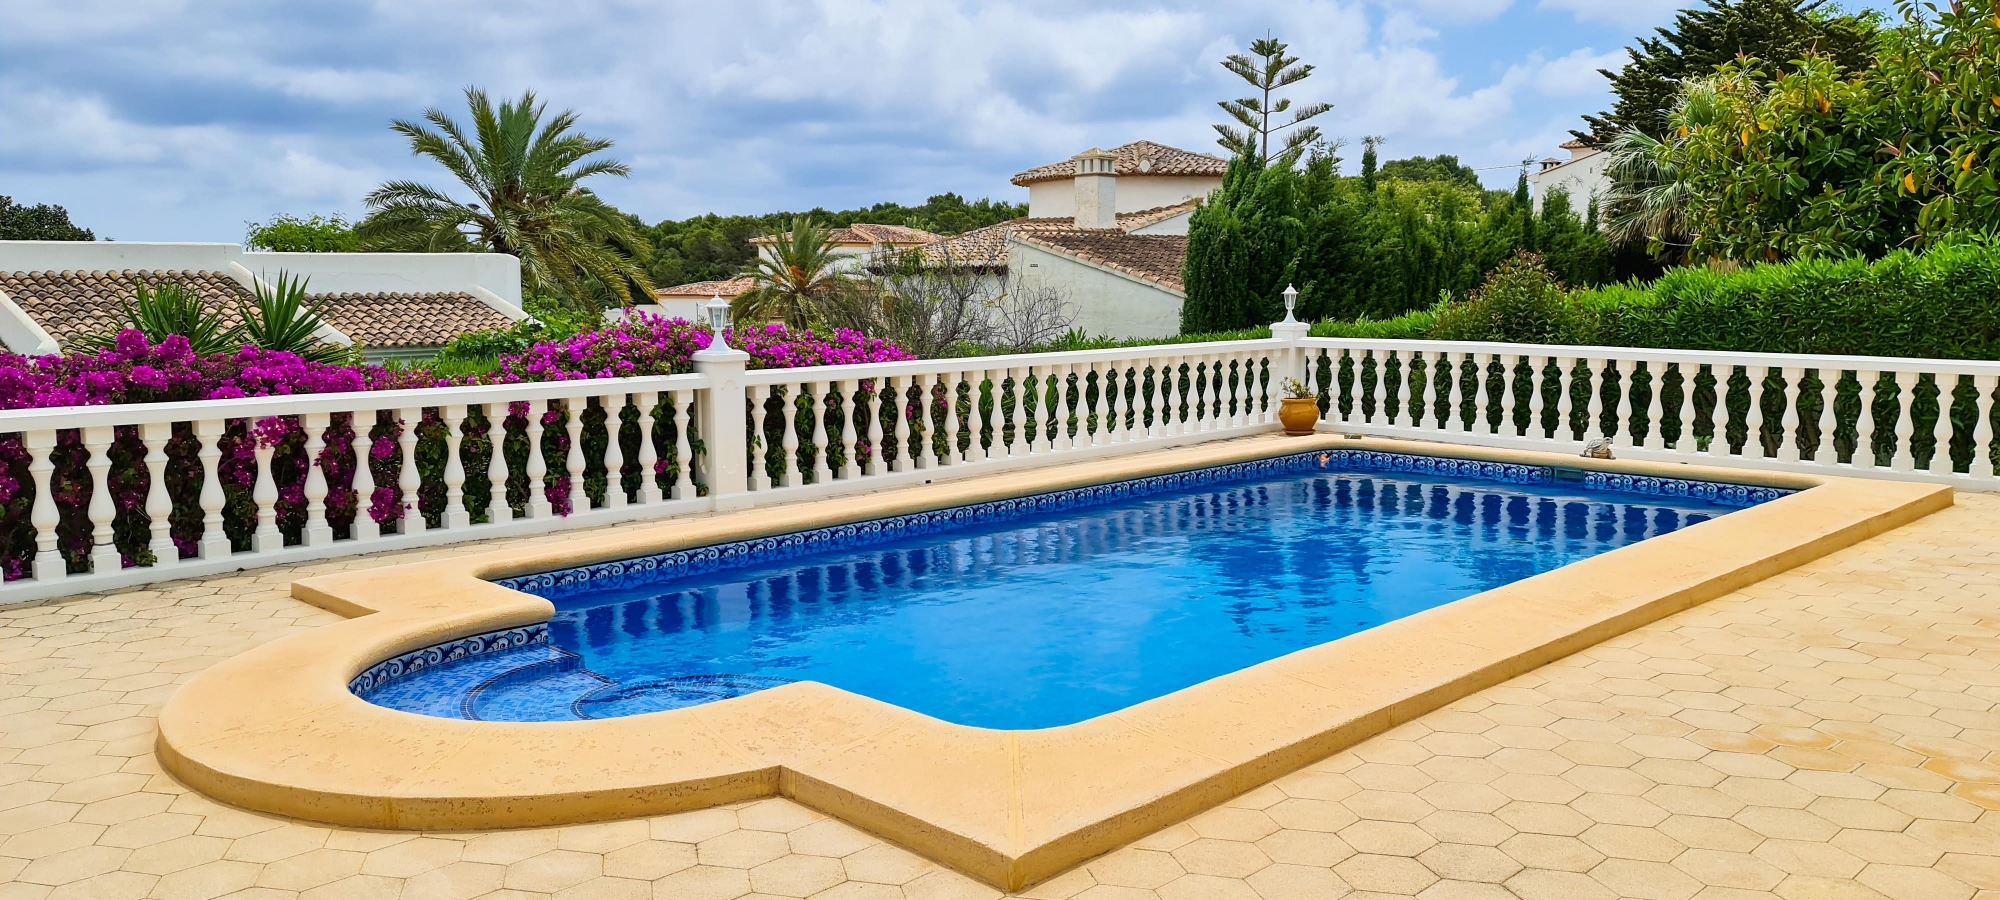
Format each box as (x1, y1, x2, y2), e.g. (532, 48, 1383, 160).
(0, 0, 1851, 242)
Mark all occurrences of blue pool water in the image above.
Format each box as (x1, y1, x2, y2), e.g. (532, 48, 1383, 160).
(361, 455, 1772, 729)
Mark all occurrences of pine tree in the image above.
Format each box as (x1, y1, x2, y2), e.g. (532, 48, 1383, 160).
(1215, 37, 1331, 164)
(1575, 0, 1874, 144)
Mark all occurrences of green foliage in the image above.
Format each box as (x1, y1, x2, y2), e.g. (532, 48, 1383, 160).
(734, 218, 854, 328)
(1213, 36, 1331, 163)
(1577, 0, 1876, 144)
(1323, 242, 2000, 359)
(1620, 0, 2000, 262)
(243, 214, 359, 252)
(432, 294, 596, 367)
(237, 272, 349, 364)
(641, 193, 1023, 288)
(76, 280, 243, 354)
(1377, 154, 1483, 189)
(358, 87, 652, 311)
(0, 196, 93, 241)
(1182, 152, 1614, 333)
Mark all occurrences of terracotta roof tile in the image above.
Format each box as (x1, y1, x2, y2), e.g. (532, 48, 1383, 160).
(310, 291, 515, 349)
(655, 277, 756, 299)
(0, 269, 254, 348)
(1011, 231, 1188, 293)
(920, 202, 1198, 267)
(1010, 141, 1228, 186)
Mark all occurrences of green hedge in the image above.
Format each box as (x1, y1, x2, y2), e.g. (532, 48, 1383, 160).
(1323, 242, 2000, 359)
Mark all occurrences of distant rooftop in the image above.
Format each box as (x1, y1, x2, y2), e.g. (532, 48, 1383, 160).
(1010, 141, 1228, 187)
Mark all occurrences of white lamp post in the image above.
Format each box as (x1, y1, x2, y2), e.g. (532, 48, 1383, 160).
(692, 294, 748, 362)
(1281, 284, 1299, 324)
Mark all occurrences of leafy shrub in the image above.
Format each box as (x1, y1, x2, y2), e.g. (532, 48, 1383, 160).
(1429, 254, 1590, 345)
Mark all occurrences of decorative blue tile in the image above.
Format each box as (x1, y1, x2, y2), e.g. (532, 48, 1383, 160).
(347, 624, 549, 698)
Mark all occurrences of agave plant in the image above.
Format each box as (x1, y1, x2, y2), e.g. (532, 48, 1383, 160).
(78, 279, 244, 354)
(237, 272, 350, 364)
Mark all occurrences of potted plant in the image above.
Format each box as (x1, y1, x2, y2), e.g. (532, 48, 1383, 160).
(1279, 378, 1320, 435)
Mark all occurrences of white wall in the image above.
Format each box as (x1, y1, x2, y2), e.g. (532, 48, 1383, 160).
(1026, 176, 1221, 219)
(1008, 242, 1182, 339)
(611, 300, 707, 323)
(0, 241, 522, 305)
(1127, 211, 1194, 236)
(1528, 151, 1609, 222)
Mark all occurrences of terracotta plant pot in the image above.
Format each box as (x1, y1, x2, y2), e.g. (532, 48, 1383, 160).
(1279, 396, 1320, 436)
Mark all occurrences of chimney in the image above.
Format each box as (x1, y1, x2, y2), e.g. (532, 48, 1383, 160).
(1072, 148, 1118, 229)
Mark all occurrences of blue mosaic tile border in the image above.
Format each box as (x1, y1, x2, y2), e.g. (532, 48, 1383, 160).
(492, 450, 1551, 601)
(351, 449, 1793, 701)
(1581, 471, 1790, 507)
(349, 624, 549, 697)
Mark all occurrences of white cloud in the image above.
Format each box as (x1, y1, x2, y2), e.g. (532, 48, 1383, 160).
(1537, 0, 1686, 29)
(1534, 47, 1627, 95)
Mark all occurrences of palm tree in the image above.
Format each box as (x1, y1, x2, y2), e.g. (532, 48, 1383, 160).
(1600, 80, 1724, 261)
(733, 219, 853, 328)
(357, 88, 652, 310)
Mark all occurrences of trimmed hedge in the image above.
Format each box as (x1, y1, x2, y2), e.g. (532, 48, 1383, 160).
(1304, 241, 2000, 360)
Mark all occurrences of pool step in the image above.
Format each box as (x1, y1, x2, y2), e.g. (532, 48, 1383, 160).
(360, 644, 569, 719)
(464, 654, 610, 722)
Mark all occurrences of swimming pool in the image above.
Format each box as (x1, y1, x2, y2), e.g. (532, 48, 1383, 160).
(356, 451, 1782, 729)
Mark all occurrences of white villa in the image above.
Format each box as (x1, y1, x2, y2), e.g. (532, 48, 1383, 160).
(1528, 139, 1610, 221)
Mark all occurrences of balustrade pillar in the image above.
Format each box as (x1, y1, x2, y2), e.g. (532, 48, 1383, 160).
(350, 414, 381, 540)
(443, 405, 471, 527)
(303, 413, 334, 545)
(484, 405, 511, 521)
(524, 400, 552, 518)
(141, 422, 177, 567)
(398, 408, 426, 532)
(197, 420, 233, 559)
(250, 431, 281, 554)
(26, 431, 62, 581)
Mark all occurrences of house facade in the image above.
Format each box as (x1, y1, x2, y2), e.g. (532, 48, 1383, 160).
(1528, 140, 1610, 222)
(0, 241, 528, 361)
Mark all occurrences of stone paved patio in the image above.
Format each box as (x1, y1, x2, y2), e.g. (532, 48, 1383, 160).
(2, 493, 1998, 900)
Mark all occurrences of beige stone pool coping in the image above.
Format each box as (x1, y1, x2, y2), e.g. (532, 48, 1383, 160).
(152, 434, 1952, 891)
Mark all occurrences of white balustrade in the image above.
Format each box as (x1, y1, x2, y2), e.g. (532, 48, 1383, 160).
(7, 329, 2000, 605)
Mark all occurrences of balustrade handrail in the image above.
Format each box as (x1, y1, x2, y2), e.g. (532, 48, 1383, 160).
(0, 372, 713, 432)
(1299, 336, 2000, 376)
(737, 337, 1293, 386)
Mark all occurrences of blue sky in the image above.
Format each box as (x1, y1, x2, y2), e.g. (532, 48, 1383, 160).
(0, 0, 1881, 241)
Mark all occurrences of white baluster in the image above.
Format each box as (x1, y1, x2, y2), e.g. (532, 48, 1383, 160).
(1929, 374, 1956, 475)
(851, 380, 876, 474)
(778, 385, 802, 485)
(350, 413, 380, 540)
(1052, 365, 1076, 450)
(26, 430, 64, 580)
(441, 405, 470, 527)
(1157, 359, 1179, 438)
(1477, 353, 1497, 433)
(1641, 361, 1666, 451)
(941, 372, 963, 463)
(1813, 371, 1837, 466)
(249, 427, 280, 554)
(397, 408, 426, 532)
(671, 390, 696, 498)
(1779, 367, 1804, 463)
(525, 399, 552, 518)
(563, 399, 588, 510)
(967, 372, 991, 462)
(1675, 365, 1698, 455)
(747, 385, 773, 490)
(1971, 375, 1996, 479)
(1584, 359, 1608, 443)
(636, 393, 662, 504)
(1614, 358, 1637, 448)
(1890, 372, 1918, 471)
(1742, 368, 1767, 458)
(303, 412, 334, 545)
(140, 422, 177, 567)
(809, 383, 833, 483)
(887, 377, 911, 472)
(913, 375, 937, 468)
(1853, 371, 1878, 468)
(484, 405, 510, 521)
(1554, 358, 1576, 442)
(81, 426, 121, 574)
(1526, 356, 1547, 439)
(601, 394, 628, 507)
(1445, 354, 1468, 433)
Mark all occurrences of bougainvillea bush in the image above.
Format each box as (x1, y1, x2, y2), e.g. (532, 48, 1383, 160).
(0, 317, 912, 580)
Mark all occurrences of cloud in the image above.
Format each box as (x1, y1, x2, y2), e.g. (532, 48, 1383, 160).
(0, 0, 1640, 239)
(1534, 48, 1628, 96)
(1537, 0, 1687, 29)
